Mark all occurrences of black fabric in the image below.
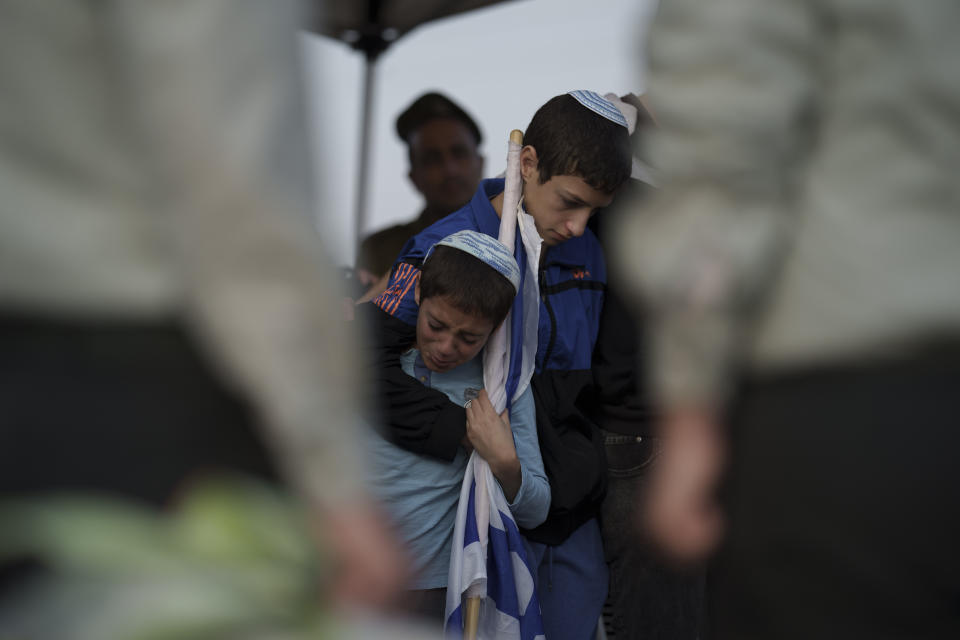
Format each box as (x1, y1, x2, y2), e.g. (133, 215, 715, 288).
(583, 287, 656, 436)
(0, 314, 279, 504)
(709, 350, 960, 639)
(521, 369, 608, 545)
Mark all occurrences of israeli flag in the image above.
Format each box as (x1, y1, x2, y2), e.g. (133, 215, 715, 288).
(444, 453, 545, 640)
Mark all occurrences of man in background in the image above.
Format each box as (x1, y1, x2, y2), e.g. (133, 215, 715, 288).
(355, 92, 484, 296)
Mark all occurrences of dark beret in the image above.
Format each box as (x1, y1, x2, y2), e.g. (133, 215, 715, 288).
(395, 92, 482, 146)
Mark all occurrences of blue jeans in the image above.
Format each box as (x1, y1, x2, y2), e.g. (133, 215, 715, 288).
(600, 432, 705, 639)
(526, 518, 608, 640)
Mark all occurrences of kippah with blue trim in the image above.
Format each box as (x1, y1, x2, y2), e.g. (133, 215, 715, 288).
(425, 230, 521, 292)
(567, 90, 629, 129)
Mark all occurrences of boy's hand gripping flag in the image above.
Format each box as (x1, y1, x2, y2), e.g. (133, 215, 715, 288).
(444, 131, 544, 640)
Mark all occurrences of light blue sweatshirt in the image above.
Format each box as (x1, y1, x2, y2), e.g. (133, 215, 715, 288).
(366, 349, 549, 589)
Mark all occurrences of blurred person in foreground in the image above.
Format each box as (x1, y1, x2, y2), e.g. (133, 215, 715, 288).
(0, 0, 407, 634)
(354, 92, 485, 300)
(616, 1, 960, 638)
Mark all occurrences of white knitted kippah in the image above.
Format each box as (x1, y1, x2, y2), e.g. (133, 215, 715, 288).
(567, 90, 629, 129)
(425, 230, 521, 292)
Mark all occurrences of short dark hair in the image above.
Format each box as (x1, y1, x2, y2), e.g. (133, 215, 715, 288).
(419, 245, 516, 326)
(396, 92, 483, 146)
(523, 94, 631, 194)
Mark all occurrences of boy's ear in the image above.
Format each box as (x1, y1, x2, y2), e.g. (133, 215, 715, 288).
(519, 145, 539, 183)
(414, 279, 421, 306)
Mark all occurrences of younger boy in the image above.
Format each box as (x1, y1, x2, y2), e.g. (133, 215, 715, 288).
(366, 230, 550, 621)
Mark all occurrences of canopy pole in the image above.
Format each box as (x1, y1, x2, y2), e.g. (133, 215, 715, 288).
(353, 51, 378, 261)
